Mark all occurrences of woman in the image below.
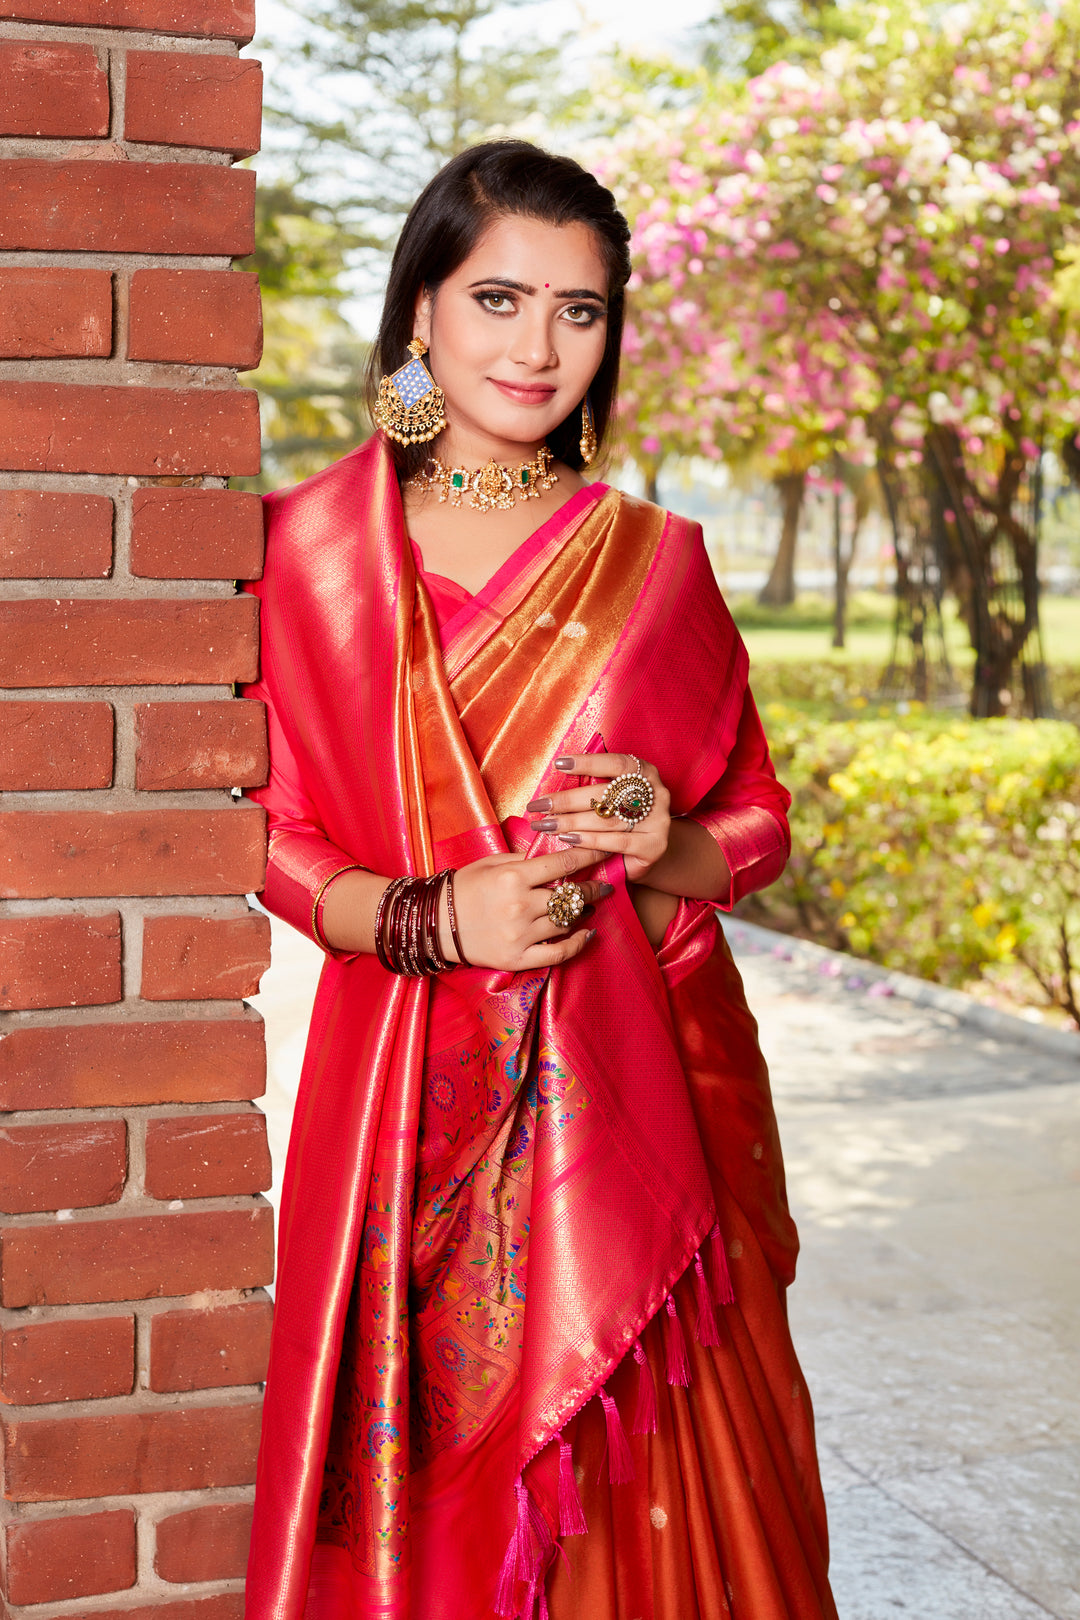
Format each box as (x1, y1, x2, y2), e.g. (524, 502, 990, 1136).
(243, 140, 837, 1620)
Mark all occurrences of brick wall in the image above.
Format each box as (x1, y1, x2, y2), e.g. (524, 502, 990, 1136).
(0, 2, 269, 1613)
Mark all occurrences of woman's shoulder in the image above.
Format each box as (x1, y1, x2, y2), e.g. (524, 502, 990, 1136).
(603, 483, 708, 560)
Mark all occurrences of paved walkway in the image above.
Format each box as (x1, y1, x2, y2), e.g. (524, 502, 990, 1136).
(251, 914, 1080, 1619)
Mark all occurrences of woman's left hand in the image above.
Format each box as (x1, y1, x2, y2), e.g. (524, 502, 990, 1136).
(526, 752, 671, 883)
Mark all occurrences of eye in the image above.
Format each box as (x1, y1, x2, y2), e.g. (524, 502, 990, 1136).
(476, 290, 514, 313)
(563, 304, 605, 326)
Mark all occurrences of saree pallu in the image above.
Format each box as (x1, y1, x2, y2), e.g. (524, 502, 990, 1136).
(241, 436, 837, 1620)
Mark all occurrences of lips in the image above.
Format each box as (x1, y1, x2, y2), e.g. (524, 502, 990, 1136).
(489, 379, 558, 404)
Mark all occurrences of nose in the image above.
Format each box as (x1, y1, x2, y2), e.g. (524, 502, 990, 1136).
(509, 309, 555, 370)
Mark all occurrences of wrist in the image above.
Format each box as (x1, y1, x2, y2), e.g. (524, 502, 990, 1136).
(437, 882, 460, 964)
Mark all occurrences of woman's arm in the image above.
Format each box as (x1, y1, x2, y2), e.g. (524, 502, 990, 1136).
(528, 686, 790, 946)
(244, 675, 611, 968)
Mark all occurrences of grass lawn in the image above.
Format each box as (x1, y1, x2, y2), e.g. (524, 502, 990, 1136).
(732, 590, 1080, 667)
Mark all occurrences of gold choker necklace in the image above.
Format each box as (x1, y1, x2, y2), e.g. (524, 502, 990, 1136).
(408, 446, 558, 512)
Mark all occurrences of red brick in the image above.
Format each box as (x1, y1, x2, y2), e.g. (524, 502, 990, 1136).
(0, 806, 265, 901)
(0, 489, 113, 578)
(0, 1016, 265, 1108)
(2, 1400, 262, 1501)
(0, 162, 255, 255)
(125, 52, 261, 156)
(0, 597, 258, 687)
(0, 806, 265, 902)
(130, 487, 262, 579)
(0, 1120, 126, 1213)
(0, 41, 109, 138)
(135, 699, 267, 790)
(142, 911, 270, 1000)
(0, 1206, 274, 1308)
(155, 1499, 252, 1582)
(0, 268, 112, 359)
(54, 1598, 245, 1620)
(0, 1315, 134, 1405)
(128, 268, 262, 369)
(145, 1112, 270, 1199)
(0, 383, 260, 478)
(0, 913, 121, 1012)
(0, 0, 255, 41)
(6, 1509, 135, 1605)
(0, 701, 113, 792)
(149, 1299, 271, 1392)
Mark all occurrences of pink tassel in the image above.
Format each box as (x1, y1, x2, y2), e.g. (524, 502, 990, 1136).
(664, 1293, 691, 1387)
(495, 1474, 551, 1618)
(557, 1430, 588, 1536)
(598, 1385, 636, 1484)
(631, 1338, 658, 1435)
(694, 1249, 721, 1346)
(710, 1222, 736, 1305)
(495, 1476, 527, 1617)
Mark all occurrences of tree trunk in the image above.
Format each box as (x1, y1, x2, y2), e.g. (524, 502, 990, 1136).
(926, 426, 1048, 718)
(758, 470, 805, 606)
(640, 454, 662, 505)
(832, 475, 846, 648)
(832, 460, 866, 649)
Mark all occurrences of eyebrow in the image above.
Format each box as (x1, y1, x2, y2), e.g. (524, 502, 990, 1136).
(467, 276, 607, 305)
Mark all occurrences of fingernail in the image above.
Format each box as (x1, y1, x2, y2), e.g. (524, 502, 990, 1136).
(530, 817, 557, 832)
(557, 832, 581, 845)
(526, 796, 552, 813)
(597, 882, 614, 897)
(553, 756, 574, 771)
(585, 928, 597, 942)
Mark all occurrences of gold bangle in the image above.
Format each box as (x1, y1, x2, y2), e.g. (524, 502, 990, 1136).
(311, 864, 361, 951)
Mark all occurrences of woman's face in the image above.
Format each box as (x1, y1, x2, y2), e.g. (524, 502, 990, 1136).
(414, 214, 609, 462)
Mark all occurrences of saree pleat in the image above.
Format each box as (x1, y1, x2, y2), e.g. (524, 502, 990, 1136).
(242, 437, 835, 1620)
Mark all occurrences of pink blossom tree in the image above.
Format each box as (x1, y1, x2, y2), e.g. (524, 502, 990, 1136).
(603, 0, 1080, 710)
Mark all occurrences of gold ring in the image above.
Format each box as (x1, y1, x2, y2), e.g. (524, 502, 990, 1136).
(547, 880, 586, 927)
(590, 771, 654, 828)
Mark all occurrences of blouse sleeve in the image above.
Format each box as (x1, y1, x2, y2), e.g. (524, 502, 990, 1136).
(685, 685, 791, 911)
(241, 672, 364, 959)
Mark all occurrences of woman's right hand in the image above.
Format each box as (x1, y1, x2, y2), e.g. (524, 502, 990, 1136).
(445, 848, 612, 971)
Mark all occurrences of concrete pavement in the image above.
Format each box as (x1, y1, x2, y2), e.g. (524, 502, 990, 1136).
(250, 913, 1080, 1618)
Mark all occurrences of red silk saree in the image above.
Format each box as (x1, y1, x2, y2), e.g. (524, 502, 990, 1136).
(242, 435, 837, 1620)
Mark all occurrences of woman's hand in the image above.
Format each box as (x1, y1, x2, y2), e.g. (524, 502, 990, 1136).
(446, 847, 612, 971)
(526, 753, 672, 883)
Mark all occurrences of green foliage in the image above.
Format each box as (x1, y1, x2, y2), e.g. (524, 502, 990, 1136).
(742, 708, 1080, 1027)
(236, 181, 369, 491)
(269, 0, 567, 260)
(698, 0, 860, 80)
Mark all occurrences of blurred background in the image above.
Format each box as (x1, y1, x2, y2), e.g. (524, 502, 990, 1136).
(240, 0, 1080, 1034)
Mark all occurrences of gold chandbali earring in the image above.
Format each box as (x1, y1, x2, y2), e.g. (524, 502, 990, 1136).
(409, 446, 558, 512)
(373, 337, 447, 445)
(579, 394, 598, 466)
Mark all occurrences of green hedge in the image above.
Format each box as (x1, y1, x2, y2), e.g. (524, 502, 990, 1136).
(741, 706, 1080, 1029)
(746, 659, 1080, 726)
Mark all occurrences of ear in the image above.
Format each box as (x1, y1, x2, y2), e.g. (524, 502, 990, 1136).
(412, 286, 433, 349)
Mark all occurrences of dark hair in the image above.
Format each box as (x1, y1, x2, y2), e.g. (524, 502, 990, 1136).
(366, 140, 632, 480)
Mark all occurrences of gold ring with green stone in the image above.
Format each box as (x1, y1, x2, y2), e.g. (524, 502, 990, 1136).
(590, 772, 654, 828)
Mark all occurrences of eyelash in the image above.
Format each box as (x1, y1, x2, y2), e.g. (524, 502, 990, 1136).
(473, 290, 605, 327)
